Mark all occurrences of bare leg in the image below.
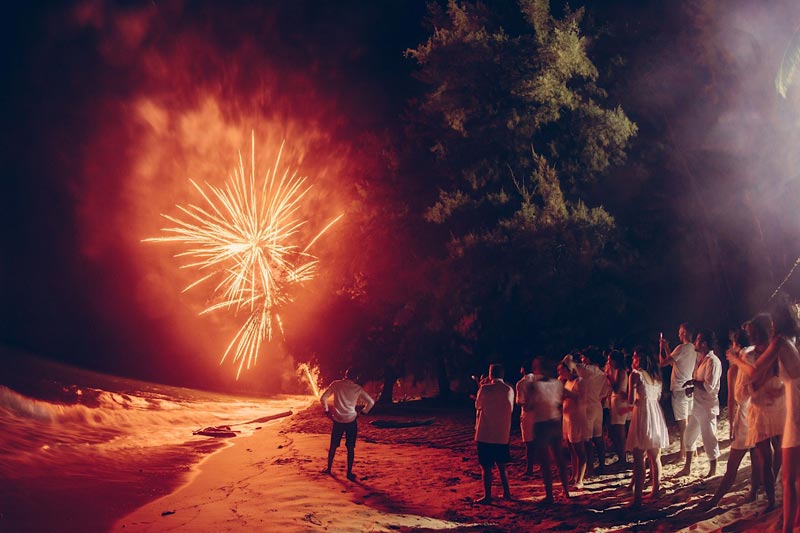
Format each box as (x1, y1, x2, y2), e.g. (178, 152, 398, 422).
(570, 441, 587, 488)
(648, 448, 663, 498)
(551, 440, 571, 499)
(585, 440, 595, 476)
(771, 435, 783, 481)
(611, 424, 628, 466)
(498, 463, 511, 499)
(676, 450, 693, 477)
(593, 436, 606, 474)
(756, 439, 776, 509)
(781, 446, 800, 533)
(568, 442, 576, 483)
(325, 445, 336, 473)
(708, 448, 747, 508)
(677, 419, 688, 457)
(478, 464, 493, 504)
(525, 442, 536, 475)
(706, 459, 717, 479)
(632, 449, 645, 508)
(747, 447, 761, 501)
(537, 444, 554, 502)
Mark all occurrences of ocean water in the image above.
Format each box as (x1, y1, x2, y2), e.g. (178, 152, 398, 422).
(0, 353, 313, 532)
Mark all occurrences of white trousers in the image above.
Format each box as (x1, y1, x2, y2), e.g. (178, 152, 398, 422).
(685, 406, 720, 460)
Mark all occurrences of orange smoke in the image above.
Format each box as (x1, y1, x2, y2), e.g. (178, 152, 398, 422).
(72, 4, 365, 384)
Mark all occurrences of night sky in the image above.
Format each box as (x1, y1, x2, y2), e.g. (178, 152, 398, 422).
(2, 0, 800, 392)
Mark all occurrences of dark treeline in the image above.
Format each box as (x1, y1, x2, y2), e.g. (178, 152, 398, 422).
(287, 0, 800, 401)
(2, 1, 800, 394)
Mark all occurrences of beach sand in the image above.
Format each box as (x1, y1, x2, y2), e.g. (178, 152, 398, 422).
(113, 402, 785, 532)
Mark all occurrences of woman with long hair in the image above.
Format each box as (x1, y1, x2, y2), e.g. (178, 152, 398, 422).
(625, 345, 669, 508)
(734, 314, 784, 510)
(707, 327, 760, 508)
(730, 296, 800, 533)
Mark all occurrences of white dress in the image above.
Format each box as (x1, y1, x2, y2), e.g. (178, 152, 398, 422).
(625, 370, 669, 451)
(562, 378, 586, 444)
(780, 360, 800, 448)
(730, 349, 754, 450)
(745, 371, 785, 447)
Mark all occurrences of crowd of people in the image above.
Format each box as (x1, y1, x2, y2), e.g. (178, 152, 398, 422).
(472, 297, 800, 533)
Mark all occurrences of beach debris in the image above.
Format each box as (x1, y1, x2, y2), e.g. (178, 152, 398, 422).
(161, 510, 176, 516)
(192, 425, 239, 438)
(370, 417, 436, 429)
(240, 410, 293, 424)
(302, 513, 322, 526)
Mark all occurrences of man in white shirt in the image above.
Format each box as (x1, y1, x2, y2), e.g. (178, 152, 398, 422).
(516, 361, 542, 476)
(530, 357, 571, 503)
(660, 322, 698, 458)
(677, 329, 722, 478)
(475, 363, 515, 504)
(320, 368, 375, 481)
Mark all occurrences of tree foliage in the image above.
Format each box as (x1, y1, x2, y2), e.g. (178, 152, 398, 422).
(404, 0, 637, 376)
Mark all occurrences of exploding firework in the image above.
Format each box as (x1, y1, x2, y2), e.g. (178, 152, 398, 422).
(146, 133, 342, 378)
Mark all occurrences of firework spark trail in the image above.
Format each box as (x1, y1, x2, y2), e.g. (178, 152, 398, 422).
(297, 362, 321, 397)
(146, 133, 342, 378)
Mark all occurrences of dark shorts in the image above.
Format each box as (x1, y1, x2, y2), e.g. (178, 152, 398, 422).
(533, 419, 561, 448)
(477, 441, 511, 467)
(330, 420, 358, 449)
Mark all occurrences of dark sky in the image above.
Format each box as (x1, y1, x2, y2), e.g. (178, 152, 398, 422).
(0, 0, 428, 390)
(2, 0, 800, 391)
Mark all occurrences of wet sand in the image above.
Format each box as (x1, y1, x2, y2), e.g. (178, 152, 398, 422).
(113, 401, 784, 532)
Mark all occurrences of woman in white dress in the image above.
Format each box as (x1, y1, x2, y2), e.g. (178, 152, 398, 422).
(558, 363, 587, 488)
(626, 345, 669, 508)
(734, 314, 784, 510)
(708, 328, 760, 508)
(730, 298, 800, 533)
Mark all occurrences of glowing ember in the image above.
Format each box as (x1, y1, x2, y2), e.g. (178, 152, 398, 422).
(146, 133, 342, 378)
(297, 362, 321, 397)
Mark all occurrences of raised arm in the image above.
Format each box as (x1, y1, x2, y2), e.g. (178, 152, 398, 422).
(730, 337, 782, 384)
(659, 339, 673, 367)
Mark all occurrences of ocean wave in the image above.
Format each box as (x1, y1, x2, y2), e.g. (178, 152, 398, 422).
(0, 383, 312, 468)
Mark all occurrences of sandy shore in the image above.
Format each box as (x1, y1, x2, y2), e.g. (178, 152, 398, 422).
(113, 402, 785, 532)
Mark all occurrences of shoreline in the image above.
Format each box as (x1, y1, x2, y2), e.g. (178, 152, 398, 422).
(112, 403, 785, 532)
(112, 408, 472, 532)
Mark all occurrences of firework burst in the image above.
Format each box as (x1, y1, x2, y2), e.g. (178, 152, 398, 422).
(146, 133, 342, 378)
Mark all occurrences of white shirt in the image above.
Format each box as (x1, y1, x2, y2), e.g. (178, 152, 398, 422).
(670, 343, 698, 391)
(515, 373, 542, 412)
(320, 379, 375, 423)
(475, 378, 514, 444)
(574, 363, 610, 407)
(693, 350, 722, 415)
(530, 378, 564, 423)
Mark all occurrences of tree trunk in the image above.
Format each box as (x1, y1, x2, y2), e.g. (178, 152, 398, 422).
(436, 355, 451, 403)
